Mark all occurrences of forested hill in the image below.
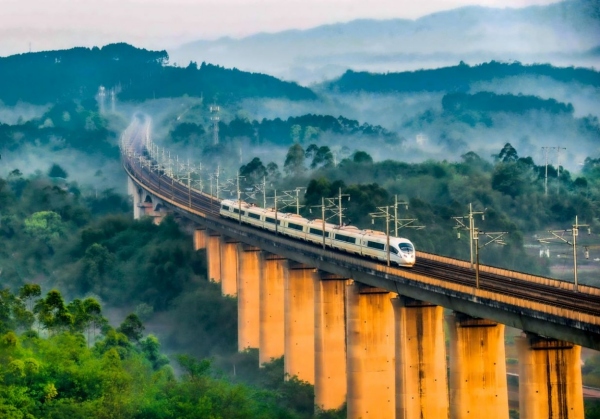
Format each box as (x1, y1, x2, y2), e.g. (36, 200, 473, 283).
(326, 61, 600, 93)
(0, 43, 317, 105)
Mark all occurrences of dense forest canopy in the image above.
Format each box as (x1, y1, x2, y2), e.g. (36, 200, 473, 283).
(168, 113, 400, 150)
(0, 43, 316, 105)
(1, 34, 600, 417)
(326, 61, 600, 93)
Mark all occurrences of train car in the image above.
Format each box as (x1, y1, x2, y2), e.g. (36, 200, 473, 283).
(305, 219, 335, 247)
(330, 225, 363, 255)
(279, 213, 310, 240)
(219, 199, 416, 267)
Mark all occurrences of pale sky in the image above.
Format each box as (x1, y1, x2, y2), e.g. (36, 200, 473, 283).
(0, 0, 564, 56)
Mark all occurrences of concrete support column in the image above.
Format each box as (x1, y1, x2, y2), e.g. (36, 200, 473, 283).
(220, 236, 239, 296)
(392, 297, 449, 419)
(259, 252, 286, 366)
(127, 177, 142, 219)
(206, 231, 221, 283)
(448, 313, 509, 419)
(237, 244, 261, 351)
(346, 282, 395, 418)
(284, 261, 316, 384)
(193, 228, 207, 250)
(517, 334, 584, 419)
(314, 272, 349, 412)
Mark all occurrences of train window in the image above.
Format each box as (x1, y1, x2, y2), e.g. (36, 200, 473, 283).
(367, 241, 385, 250)
(288, 223, 304, 231)
(222, 205, 230, 211)
(265, 217, 275, 224)
(233, 208, 240, 214)
(335, 234, 356, 244)
(309, 228, 330, 238)
(248, 212, 261, 220)
(390, 246, 399, 255)
(399, 242, 414, 252)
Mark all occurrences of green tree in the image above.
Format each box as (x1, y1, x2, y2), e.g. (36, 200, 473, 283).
(117, 313, 144, 343)
(239, 157, 267, 189)
(310, 146, 334, 169)
(283, 143, 306, 177)
(140, 334, 169, 370)
(290, 124, 301, 143)
(47, 163, 69, 179)
(24, 211, 64, 244)
(352, 150, 373, 164)
(491, 163, 527, 198)
(18, 284, 41, 312)
(34, 290, 72, 334)
(79, 243, 115, 293)
(496, 143, 519, 163)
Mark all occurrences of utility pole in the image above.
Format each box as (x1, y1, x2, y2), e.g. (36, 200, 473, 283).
(538, 216, 590, 292)
(453, 203, 485, 269)
(370, 206, 392, 266)
(542, 146, 551, 196)
(237, 172, 243, 224)
(556, 147, 566, 194)
(473, 229, 508, 289)
(280, 187, 306, 214)
(393, 195, 408, 236)
(391, 195, 423, 236)
(210, 105, 220, 145)
(310, 198, 330, 249)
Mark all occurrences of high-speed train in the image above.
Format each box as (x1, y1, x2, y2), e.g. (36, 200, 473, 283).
(219, 199, 416, 267)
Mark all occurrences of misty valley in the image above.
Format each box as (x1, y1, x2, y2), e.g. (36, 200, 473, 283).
(1, 2, 600, 416)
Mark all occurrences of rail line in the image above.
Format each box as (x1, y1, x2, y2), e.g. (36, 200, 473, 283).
(121, 118, 600, 349)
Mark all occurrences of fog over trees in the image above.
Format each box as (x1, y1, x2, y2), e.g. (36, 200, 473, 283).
(1, 33, 600, 417)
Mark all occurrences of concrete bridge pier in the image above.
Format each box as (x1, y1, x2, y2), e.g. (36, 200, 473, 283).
(206, 231, 221, 283)
(193, 228, 207, 250)
(314, 272, 349, 412)
(346, 282, 395, 419)
(284, 261, 316, 384)
(259, 252, 286, 366)
(220, 236, 239, 296)
(392, 297, 449, 419)
(517, 334, 584, 419)
(448, 312, 509, 419)
(128, 177, 142, 219)
(237, 244, 261, 351)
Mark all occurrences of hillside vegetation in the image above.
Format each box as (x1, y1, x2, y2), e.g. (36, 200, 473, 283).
(326, 61, 600, 94)
(0, 43, 316, 106)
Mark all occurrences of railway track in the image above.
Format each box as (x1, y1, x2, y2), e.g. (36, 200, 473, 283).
(122, 123, 600, 322)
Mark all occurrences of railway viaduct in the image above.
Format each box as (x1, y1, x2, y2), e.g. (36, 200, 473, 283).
(122, 117, 600, 418)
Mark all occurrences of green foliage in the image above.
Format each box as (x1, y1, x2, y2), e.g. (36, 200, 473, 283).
(117, 314, 145, 343)
(586, 400, 600, 419)
(442, 92, 574, 115)
(284, 144, 307, 177)
(213, 114, 398, 148)
(327, 61, 600, 94)
(352, 151, 373, 164)
(240, 157, 268, 189)
(287, 140, 600, 274)
(0, 44, 315, 106)
(0, 101, 118, 159)
(24, 211, 64, 245)
(47, 164, 69, 179)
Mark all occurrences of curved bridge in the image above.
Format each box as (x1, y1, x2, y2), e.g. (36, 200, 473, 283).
(121, 115, 599, 418)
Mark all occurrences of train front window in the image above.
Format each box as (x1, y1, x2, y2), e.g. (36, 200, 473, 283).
(399, 242, 414, 253)
(390, 246, 399, 255)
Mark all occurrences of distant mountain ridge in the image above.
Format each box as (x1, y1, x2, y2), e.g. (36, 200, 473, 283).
(170, 0, 600, 84)
(0, 43, 316, 106)
(325, 61, 600, 94)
